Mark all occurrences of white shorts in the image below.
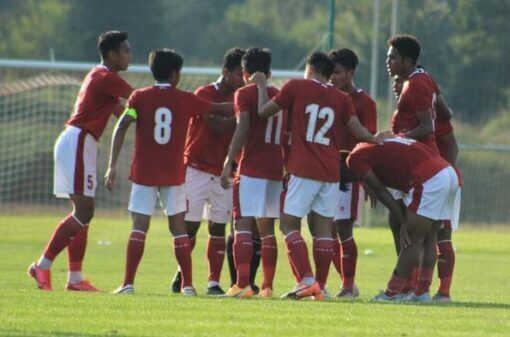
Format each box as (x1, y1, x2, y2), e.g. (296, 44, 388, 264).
(442, 187, 461, 231)
(128, 183, 187, 216)
(404, 166, 459, 221)
(334, 183, 364, 224)
(53, 126, 97, 198)
(233, 175, 281, 219)
(388, 187, 404, 200)
(283, 175, 339, 218)
(184, 166, 233, 223)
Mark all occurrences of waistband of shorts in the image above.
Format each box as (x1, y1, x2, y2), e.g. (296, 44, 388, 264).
(64, 125, 96, 142)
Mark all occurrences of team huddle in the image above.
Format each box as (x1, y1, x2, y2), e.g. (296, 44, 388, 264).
(27, 31, 461, 303)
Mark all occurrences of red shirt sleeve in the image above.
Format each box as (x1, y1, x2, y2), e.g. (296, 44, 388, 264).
(341, 95, 356, 126)
(406, 79, 434, 112)
(234, 88, 250, 117)
(187, 92, 212, 116)
(272, 80, 296, 110)
(195, 86, 214, 100)
(97, 72, 133, 99)
(126, 91, 138, 110)
(435, 118, 454, 138)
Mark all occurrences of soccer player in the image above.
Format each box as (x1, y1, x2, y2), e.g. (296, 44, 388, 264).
(256, 51, 380, 300)
(393, 74, 461, 302)
(105, 49, 234, 295)
(27, 31, 133, 291)
(220, 47, 283, 298)
(385, 34, 438, 153)
(327, 48, 377, 299)
(346, 137, 459, 302)
(169, 48, 245, 295)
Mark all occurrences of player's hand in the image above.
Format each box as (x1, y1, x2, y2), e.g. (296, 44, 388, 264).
(375, 130, 394, 141)
(220, 165, 232, 189)
(104, 167, 116, 191)
(365, 185, 378, 209)
(399, 223, 412, 250)
(250, 72, 267, 87)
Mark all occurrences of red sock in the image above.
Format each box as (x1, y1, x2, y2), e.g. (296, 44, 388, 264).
(287, 251, 301, 283)
(332, 238, 342, 277)
(403, 266, 419, 293)
(340, 237, 358, 289)
(43, 214, 85, 261)
(233, 231, 252, 288)
(207, 236, 225, 283)
(67, 226, 89, 272)
(123, 230, 146, 286)
(284, 231, 313, 281)
(174, 235, 192, 288)
(261, 235, 278, 289)
(314, 238, 334, 290)
(385, 272, 407, 296)
(190, 236, 197, 252)
(415, 267, 434, 295)
(437, 241, 455, 296)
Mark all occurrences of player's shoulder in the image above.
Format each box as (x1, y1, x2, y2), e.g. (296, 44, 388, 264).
(236, 83, 257, 96)
(195, 82, 218, 95)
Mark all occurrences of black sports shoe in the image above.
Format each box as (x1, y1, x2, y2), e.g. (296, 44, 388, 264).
(170, 270, 182, 293)
(206, 285, 225, 295)
(251, 284, 260, 295)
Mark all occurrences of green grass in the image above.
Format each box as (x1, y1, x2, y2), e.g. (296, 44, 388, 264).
(0, 214, 509, 337)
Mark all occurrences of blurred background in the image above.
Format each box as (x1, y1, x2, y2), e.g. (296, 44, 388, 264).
(0, 0, 509, 225)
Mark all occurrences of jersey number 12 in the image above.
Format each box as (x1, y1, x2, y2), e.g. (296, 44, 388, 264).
(305, 104, 334, 145)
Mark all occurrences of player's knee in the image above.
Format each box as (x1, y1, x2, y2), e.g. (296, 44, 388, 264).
(185, 221, 201, 237)
(208, 222, 226, 237)
(437, 226, 452, 241)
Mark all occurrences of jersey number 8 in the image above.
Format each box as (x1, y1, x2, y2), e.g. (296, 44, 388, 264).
(154, 107, 172, 144)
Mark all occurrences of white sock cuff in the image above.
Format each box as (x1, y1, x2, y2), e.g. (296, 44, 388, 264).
(284, 231, 299, 239)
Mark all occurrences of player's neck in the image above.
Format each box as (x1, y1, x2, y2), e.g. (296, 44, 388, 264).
(343, 82, 357, 94)
(218, 78, 234, 96)
(310, 74, 328, 84)
(102, 61, 118, 73)
(402, 66, 418, 79)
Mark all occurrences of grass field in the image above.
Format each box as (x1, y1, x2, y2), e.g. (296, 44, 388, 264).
(0, 214, 509, 337)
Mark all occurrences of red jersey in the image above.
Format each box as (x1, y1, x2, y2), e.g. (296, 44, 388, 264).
(391, 69, 439, 153)
(67, 65, 133, 140)
(235, 84, 284, 180)
(340, 88, 377, 151)
(347, 137, 449, 192)
(435, 118, 454, 159)
(184, 82, 235, 175)
(273, 79, 355, 182)
(127, 84, 212, 186)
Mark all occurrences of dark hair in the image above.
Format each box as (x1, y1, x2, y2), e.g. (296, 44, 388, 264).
(148, 49, 183, 81)
(387, 34, 421, 65)
(222, 48, 245, 71)
(328, 48, 359, 70)
(306, 51, 335, 78)
(242, 47, 271, 76)
(98, 31, 128, 59)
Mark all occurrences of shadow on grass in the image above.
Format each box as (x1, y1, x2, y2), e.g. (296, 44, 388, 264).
(0, 329, 125, 337)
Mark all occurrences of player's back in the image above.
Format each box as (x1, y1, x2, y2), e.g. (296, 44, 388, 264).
(68, 66, 132, 140)
(128, 84, 209, 186)
(348, 137, 449, 192)
(236, 84, 284, 180)
(275, 79, 355, 182)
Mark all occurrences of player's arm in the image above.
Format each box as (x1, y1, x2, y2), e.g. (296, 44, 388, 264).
(361, 171, 411, 248)
(105, 108, 136, 191)
(203, 115, 236, 134)
(250, 72, 280, 118)
(403, 109, 434, 140)
(439, 131, 459, 166)
(220, 110, 250, 189)
(346, 116, 383, 144)
(435, 94, 453, 121)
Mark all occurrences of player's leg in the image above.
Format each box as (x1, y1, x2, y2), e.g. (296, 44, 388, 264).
(29, 128, 96, 291)
(376, 210, 433, 300)
(226, 219, 236, 286)
(435, 224, 455, 301)
(113, 183, 158, 294)
(256, 218, 277, 297)
(413, 220, 441, 300)
(310, 212, 335, 296)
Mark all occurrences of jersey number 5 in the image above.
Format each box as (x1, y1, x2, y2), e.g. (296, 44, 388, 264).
(305, 104, 334, 145)
(154, 107, 172, 144)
